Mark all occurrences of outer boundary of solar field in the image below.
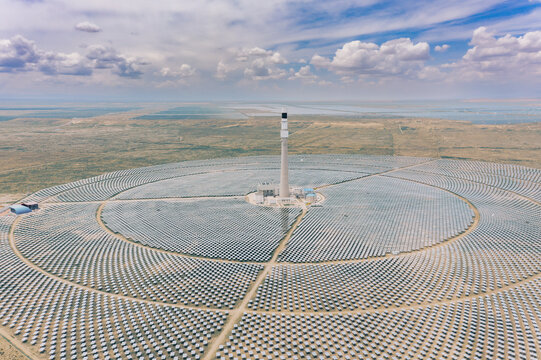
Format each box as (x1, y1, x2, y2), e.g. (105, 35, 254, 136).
(3, 157, 541, 360)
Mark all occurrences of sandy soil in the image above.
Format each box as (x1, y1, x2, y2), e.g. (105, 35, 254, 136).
(0, 335, 29, 360)
(0, 194, 26, 209)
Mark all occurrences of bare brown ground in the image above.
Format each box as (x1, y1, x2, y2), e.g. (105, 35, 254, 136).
(0, 110, 539, 199)
(0, 194, 26, 209)
(0, 333, 32, 360)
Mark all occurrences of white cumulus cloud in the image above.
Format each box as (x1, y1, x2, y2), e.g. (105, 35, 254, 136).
(289, 65, 318, 82)
(217, 47, 288, 81)
(75, 21, 102, 33)
(215, 60, 229, 80)
(158, 64, 196, 86)
(447, 27, 541, 79)
(39, 51, 92, 76)
(86, 45, 146, 78)
(311, 38, 430, 80)
(0, 35, 91, 75)
(0, 35, 148, 78)
(0, 35, 40, 72)
(160, 64, 195, 78)
(435, 44, 450, 52)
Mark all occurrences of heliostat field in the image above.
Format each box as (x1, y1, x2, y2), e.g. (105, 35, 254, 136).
(1, 155, 540, 360)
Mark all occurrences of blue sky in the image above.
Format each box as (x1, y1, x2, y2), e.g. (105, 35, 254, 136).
(0, 0, 540, 100)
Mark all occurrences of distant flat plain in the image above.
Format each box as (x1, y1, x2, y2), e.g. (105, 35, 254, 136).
(0, 101, 540, 207)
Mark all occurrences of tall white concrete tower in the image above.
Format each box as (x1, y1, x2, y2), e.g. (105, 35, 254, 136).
(279, 107, 289, 198)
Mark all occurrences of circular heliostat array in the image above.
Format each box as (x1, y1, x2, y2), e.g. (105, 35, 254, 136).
(1, 155, 540, 360)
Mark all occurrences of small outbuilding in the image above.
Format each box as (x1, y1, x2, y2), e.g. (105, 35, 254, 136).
(21, 202, 39, 210)
(303, 188, 315, 199)
(10, 204, 32, 215)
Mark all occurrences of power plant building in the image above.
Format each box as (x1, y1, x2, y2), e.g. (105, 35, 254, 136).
(10, 204, 32, 215)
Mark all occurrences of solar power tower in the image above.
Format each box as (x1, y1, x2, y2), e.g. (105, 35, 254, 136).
(279, 107, 289, 198)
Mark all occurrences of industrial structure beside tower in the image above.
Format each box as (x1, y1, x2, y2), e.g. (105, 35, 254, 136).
(247, 109, 323, 208)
